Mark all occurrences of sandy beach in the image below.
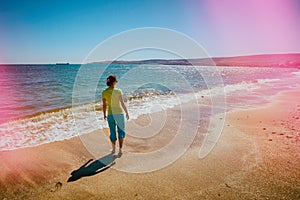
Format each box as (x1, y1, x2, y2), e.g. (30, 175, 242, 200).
(0, 88, 299, 199)
(1, 0, 300, 198)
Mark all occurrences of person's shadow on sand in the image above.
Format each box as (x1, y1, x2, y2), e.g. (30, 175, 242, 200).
(67, 154, 117, 182)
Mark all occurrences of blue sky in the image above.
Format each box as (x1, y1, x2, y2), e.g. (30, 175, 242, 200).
(1, 0, 299, 63)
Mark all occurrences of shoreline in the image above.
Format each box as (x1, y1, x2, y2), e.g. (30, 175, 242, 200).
(1, 67, 299, 151)
(0, 87, 299, 199)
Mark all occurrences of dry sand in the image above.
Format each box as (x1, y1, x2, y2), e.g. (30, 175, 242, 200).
(0, 89, 299, 199)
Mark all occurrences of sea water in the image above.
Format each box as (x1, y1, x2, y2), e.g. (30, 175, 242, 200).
(0, 64, 299, 150)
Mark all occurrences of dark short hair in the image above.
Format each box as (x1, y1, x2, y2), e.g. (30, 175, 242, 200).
(106, 75, 117, 86)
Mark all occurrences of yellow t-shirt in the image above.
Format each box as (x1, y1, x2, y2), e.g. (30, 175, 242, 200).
(102, 87, 123, 115)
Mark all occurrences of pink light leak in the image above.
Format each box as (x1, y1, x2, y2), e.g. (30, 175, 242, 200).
(0, 66, 19, 124)
(202, 0, 300, 55)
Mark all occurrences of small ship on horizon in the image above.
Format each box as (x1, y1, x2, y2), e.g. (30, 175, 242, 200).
(56, 63, 70, 65)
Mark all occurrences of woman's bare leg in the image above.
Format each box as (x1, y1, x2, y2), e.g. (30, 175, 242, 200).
(111, 141, 116, 153)
(118, 138, 124, 155)
(118, 138, 124, 149)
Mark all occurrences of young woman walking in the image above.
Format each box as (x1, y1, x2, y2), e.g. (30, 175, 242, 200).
(102, 75, 129, 155)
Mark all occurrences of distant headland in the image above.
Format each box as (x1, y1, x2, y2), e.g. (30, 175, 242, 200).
(93, 53, 300, 68)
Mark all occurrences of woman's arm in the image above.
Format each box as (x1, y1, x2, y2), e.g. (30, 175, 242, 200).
(102, 98, 107, 120)
(120, 96, 129, 120)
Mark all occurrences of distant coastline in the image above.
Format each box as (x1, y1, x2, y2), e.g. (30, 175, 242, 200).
(1, 53, 299, 68)
(93, 53, 300, 68)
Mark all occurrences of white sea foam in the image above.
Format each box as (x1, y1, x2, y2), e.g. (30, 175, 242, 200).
(257, 78, 281, 84)
(291, 71, 300, 77)
(0, 77, 289, 151)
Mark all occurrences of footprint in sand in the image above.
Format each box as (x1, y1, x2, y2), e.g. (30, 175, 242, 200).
(51, 182, 62, 192)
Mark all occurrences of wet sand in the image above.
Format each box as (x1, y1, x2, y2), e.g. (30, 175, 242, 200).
(0, 89, 299, 199)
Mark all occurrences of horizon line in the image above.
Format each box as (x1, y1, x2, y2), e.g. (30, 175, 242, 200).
(1, 52, 299, 65)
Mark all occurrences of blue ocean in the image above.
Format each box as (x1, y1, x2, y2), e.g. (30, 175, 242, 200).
(0, 64, 299, 151)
